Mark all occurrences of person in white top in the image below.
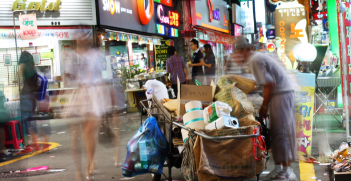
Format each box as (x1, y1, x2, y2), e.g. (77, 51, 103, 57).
(62, 29, 113, 181)
(234, 37, 297, 181)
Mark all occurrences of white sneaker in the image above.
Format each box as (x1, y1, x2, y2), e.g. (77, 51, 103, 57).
(265, 168, 282, 180)
(273, 170, 297, 181)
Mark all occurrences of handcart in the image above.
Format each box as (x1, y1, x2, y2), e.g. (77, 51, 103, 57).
(139, 97, 267, 181)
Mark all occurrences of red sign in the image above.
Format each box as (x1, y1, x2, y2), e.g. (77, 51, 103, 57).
(158, 0, 172, 7)
(205, 31, 234, 44)
(138, 0, 154, 25)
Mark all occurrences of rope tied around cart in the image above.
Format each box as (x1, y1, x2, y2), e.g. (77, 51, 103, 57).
(181, 130, 197, 181)
(246, 127, 266, 161)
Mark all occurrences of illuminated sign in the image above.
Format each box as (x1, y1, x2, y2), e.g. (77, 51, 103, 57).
(156, 4, 179, 27)
(157, 24, 178, 37)
(102, 0, 132, 15)
(137, 0, 154, 25)
(213, 8, 220, 21)
(267, 43, 275, 52)
(155, 3, 179, 37)
(154, 0, 172, 7)
(207, 0, 220, 22)
(12, 0, 61, 11)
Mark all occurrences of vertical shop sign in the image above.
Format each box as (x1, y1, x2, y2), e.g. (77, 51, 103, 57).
(19, 14, 38, 40)
(337, 0, 351, 113)
(240, 1, 254, 34)
(295, 87, 315, 156)
(274, 2, 308, 70)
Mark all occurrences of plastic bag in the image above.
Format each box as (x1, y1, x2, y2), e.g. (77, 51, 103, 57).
(144, 80, 169, 101)
(122, 117, 169, 177)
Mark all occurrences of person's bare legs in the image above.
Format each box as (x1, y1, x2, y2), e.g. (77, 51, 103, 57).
(29, 129, 39, 150)
(82, 118, 98, 179)
(70, 123, 84, 181)
(112, 114, 120, 166)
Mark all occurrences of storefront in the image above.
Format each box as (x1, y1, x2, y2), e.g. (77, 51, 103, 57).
(96, 0, 180, 76)
(0, 0, 97, 100)
(189, 0, 233, 77)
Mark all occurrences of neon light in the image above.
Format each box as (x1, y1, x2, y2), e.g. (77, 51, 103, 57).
(213, 8, 220, 21)
(156, 4, 179, 27)
(169, 11, 179, 27)
(157, 24, 165, 35)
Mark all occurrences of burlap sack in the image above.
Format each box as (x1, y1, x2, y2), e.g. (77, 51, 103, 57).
(238, 114, 260, 127)
(217, 75, 256, 94)
(214, 84, 254, 119)
(193, 126, 264, 179)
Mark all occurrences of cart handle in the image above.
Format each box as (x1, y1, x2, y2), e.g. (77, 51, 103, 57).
(172, 121, 259, 140)
(139, 99, 259, 140)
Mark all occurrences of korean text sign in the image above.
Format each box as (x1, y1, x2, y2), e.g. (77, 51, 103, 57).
(295, 86, 315, 156)
(19, 14, 38, 40)
(274, 2, 308, 70)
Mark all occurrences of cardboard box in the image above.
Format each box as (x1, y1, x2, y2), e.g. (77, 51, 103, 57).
(177, 78, 216, 118)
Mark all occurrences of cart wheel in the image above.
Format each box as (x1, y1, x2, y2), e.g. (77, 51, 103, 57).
(151, 173, 161, 181)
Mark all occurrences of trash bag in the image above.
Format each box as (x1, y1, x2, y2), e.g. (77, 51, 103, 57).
(122, 117, 168, 177)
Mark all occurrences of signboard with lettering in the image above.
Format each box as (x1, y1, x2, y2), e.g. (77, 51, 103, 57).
(0, 28, 91, 40)
(12, 0, 61, 11)
(19, 14, 38, 40)
(295, 85, 315, 156)
(240, 1, 255, 34)
(155, 39, 171, 71)
(155, 3, 179, 37)
(191, 0, 229, 34)
(0, 0, 96, 26)
(98, 0, 156, 34)
(19, 14, 39, 40)
(274, 2, 308, 70)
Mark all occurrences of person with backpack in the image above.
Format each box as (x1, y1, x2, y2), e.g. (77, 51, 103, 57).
(17, 51, 40, 153)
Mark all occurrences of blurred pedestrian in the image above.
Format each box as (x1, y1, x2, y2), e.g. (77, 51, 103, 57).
(166, 46, 187, 98)
(202, 44, 216, 85)
(188, 39, 204, 85)
(18, 51, 39, 153)
(62, 29, 112, 181)
(234, 36, 297, 181)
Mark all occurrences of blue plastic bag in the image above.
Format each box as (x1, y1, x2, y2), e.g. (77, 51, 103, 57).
(122, 117, 169, 177)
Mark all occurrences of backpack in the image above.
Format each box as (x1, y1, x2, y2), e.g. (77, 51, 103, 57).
(35, 71, 48, 101)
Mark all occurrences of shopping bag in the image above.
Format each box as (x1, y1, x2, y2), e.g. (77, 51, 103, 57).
(122, 116, 168, 177)
(35, 71, 48, 101)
